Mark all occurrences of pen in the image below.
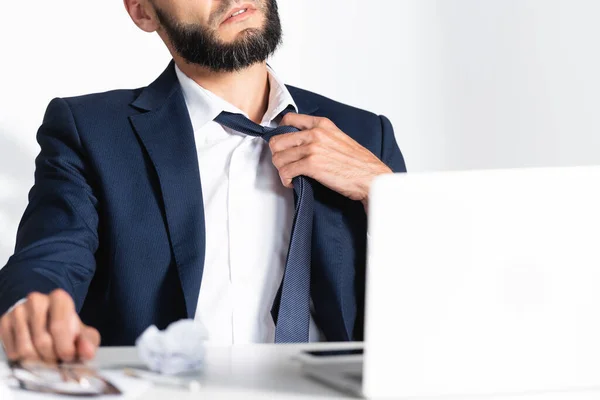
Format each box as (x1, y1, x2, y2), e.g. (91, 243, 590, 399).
(123, 368, 201, 392)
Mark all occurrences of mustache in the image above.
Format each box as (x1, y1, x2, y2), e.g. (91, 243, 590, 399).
(209, 0, 264, 25)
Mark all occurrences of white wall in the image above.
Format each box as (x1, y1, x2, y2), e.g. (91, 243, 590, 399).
(1, 0, 599, 265)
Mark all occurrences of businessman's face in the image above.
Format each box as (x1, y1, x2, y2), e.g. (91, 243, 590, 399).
(150, 0, 282, 72)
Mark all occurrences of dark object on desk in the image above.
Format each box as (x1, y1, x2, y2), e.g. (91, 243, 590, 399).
(8, 359, 121, 396)
(304, 349, 364, 357)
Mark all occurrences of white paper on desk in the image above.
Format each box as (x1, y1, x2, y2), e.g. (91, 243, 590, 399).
(0, 361, 14, 400)
(7, 370, 151, 400)
(1, 381, 14, 400)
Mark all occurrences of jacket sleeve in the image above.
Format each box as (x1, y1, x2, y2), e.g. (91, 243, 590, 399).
(379, 115, 408, 173)
(0, 98, 99, 316)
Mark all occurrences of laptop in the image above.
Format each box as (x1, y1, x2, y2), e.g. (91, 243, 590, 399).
(299, 166, 600, 398)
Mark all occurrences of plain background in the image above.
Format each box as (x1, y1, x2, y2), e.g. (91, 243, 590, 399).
(1, 0, 599, 266)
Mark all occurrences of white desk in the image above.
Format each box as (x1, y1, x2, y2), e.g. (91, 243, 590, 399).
(5, 343, 600, 400)
(4, 343, 357, 400)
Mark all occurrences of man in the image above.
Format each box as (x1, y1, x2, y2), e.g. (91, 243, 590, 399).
(0, 0, 406, 362)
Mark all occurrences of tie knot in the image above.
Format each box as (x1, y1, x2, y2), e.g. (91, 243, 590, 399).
(214, 110, 300, 142)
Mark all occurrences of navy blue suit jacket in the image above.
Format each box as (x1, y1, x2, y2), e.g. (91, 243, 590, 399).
(0, 62, 406, 345)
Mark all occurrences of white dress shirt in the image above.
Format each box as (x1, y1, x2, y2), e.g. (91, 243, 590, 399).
(175, 65, 322, 344)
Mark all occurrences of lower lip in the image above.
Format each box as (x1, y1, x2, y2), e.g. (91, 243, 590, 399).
(222, 8, 256, 25)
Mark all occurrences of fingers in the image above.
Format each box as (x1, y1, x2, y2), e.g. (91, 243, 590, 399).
(269, 130, 312, 153)
(0, 311, 16, 359)
(277, 156, 322, 188)
(270, 127, 338, 154)
(26, 292, 55, 362)
(270, 130, 349, 188)
(273, 113, 340, 155)
(271, 143, 321, 171)
(280, 113, 336, 131)
(0, 290, 99, 362)
(82, 325, 100, 348)
(48, 289, 80, 362)
(12, 305, 39, 360)
(77, 325, 100, 361)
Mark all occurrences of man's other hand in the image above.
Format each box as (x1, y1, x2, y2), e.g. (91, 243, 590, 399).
(0, 289, 100, 362)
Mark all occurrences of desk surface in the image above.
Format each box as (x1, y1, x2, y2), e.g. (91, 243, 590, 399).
(4, 342, 357, 400)
(6, 342, 600, 400)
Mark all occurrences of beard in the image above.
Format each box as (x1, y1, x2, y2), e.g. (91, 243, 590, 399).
(153, 0, 283, 72)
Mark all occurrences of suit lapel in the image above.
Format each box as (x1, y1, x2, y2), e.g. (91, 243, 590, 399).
(129, 61, 205, 319)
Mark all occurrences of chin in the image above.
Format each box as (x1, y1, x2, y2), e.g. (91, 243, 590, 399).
(221, 25, 263, 41)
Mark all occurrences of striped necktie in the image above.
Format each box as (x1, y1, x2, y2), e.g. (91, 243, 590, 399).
(214, 109, 313, 343)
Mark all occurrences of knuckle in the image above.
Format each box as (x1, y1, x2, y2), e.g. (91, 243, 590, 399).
(11, 304, 26, 320)
(17, 342, 36, 359)
(27, 294, 48, 314)
(84, 326, 101, 346)
(33, 334, 53, 352)
(319, 117, 332, 126)
(50, 288, 70, 301)
(268, 137, 277, 151)
(26, 292, 44, 303)
(271, 152, 282, 167)
(88, 329, 101, 347)
(279, 173, 290, 185)
(313, 128, 326, 140)
(307, 143, 320, 155)
(305, 154, 319, 167)
(49, 320, 69, 337)
(279, 166, 291, 179)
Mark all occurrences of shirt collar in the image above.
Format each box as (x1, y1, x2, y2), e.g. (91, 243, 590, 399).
(174, 64, 298, 133)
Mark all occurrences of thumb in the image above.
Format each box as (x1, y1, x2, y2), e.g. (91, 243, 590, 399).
(76, 324, 100, 361)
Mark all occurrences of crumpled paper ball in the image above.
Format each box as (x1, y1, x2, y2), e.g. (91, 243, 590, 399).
(135, 319, 208, 375)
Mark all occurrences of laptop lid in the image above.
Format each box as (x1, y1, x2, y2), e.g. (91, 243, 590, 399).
(363, 167, 600, 398)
